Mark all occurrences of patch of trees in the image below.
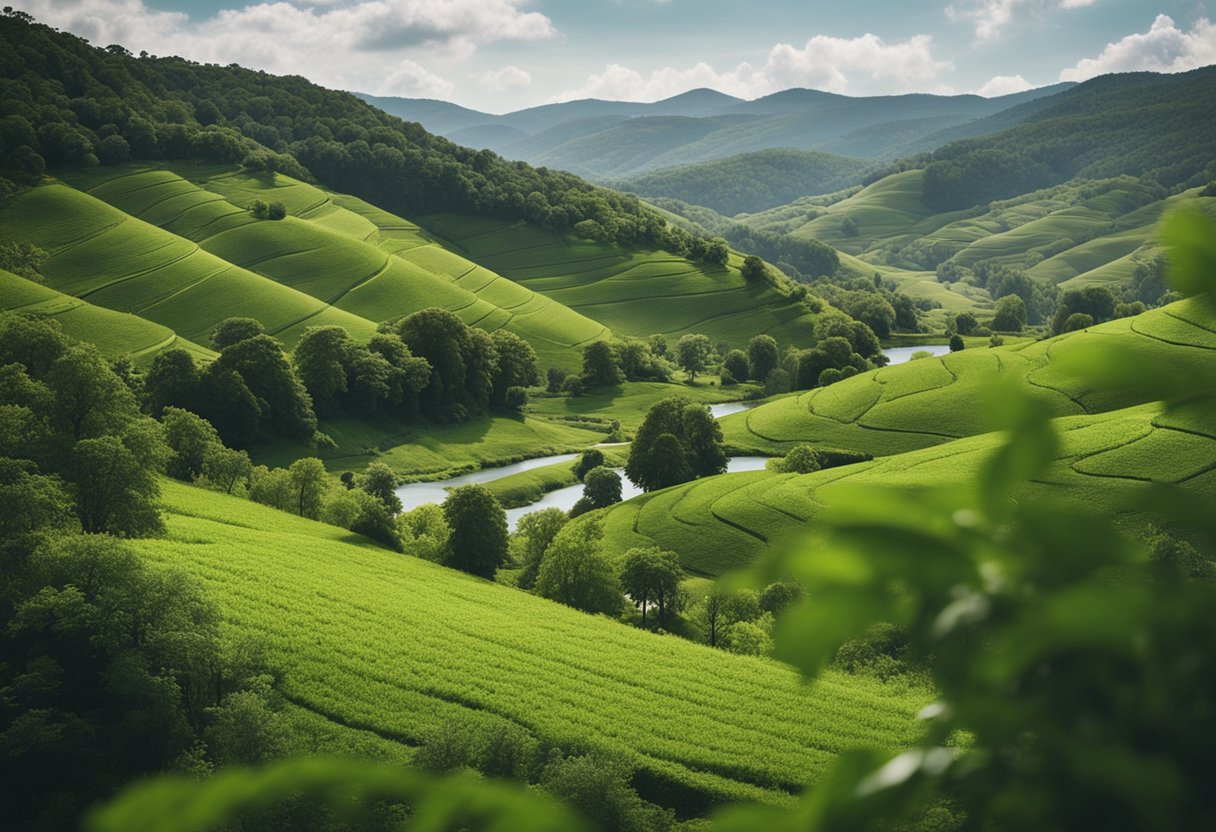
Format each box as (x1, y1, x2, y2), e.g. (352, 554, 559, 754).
(774, 312, 883, 392)
(922, 148, 1055, 212)
(0, 10, 736, 266)
(803, 273, 926, 336)
(970, 262, 1058, 326)
(570, 335, 672, 391)
(625, 398, 727, 492)
(1050, 286, 1119, 335)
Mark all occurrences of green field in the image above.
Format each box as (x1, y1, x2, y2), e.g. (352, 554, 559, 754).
(0, 268, 215, 363)
(599, 399, 1216, 577)
(134, 480, 933, 810)
(720, 298, 1216, 457)
(417, 213, 822, 351)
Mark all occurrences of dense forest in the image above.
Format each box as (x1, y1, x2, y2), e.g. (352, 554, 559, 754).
(0, 10, 725, 261)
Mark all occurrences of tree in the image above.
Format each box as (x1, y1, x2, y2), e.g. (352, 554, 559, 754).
(0, 240, 48, 282)
(48, 344, 138, 442)
(703, 237, 730, 265)
(293, 326, 352, 406)
(359, 461, 401, 514)
(199, 444, 252, 495)
(841, 216, 860, 237)
(397, 308, 492, 422)
(210, 317, 265, 351)
(1051, 286, 1117, 335)
(748, 335, 779, 382)
(142, 348, 199, 418)
(769, 444, 821, 474)
(741, 255, 767, 282)
(161, 407, 222, 481)
(681, 403, 727, 478)
(513, 508, 568, 590)
(619, 547, 683, 627)
(287, 457, 329, 519)
(546, 367, 567, 394)
(848, 294, 897, 339)
(1131, 255, 1167, 306)
(581, 340, 622, 387)
(949, 333, 965, 352)
(953, 310, 978, 336)
(442, 485, 508, 579)
(71, 423, 167, 536)
(536, 518, 623, 615)
(489, 330, 538, 407)
(721, 349, 749, 383)
(1062, 312, 1094, 332)
(213, 335, 316, 440)
(581, 466, 622, 510)
(572, 449, 605, 481)
(991, 294, 1027, 332)
(675, 333, 713, 382)
(693, 590, 726, 647)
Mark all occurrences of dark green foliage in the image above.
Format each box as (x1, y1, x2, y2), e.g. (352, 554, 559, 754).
(758, 581, 801, 615)
(948, 333, 965, 351)
(844, 293, 896, 339)
(214, 335, 316, 440)
(161, 407, 222, 481)
(1132, 255, 1168, 306)
(572, 449, 605, 482)
(581, 340, 623, 387)
(1051, 286, 1117, 334)
(541, 752, 674, 832)
(619, 547, 684, 627)
(0, 239, 48, 282)
(721, 349, 749, 383)
(922, 147, 1053, 211)
(546, 367, 568, 394)
(675, 333, 713, 381)
(626, 398, 725, 492)
(1062, 312, 1093, 332)
(396, 308, 496, 422)
(581, 466, 623, 511)
(952, 310, 978, 336)
(991, 293, 1027, 332)
(210, 317, 265, 351)
(142, 349, 199, 418)
(741, 255, 767, 282)
(295, 325, 428, 418)
(489, 330, 538, 407)
(286, 457, 328, 519)
(442, 485, 508, 579)
(513, 508, 568, 590)
(359, 461, 401, 514)
(840, 216, 859, 237)
(747, 335, 780, 382)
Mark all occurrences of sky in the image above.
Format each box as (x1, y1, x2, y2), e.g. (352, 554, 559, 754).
(15, 1, 1216, 113)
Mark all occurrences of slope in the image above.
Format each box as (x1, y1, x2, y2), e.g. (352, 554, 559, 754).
(0, 267, 214, 363)
(599, 399, 1216, 577)
(720, 297, 1216, 458)
(417, 214, 822, 350)
(133, 479, 932, 813)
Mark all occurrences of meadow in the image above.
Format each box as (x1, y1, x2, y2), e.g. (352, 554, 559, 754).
(720, 297, 1216, 457)
(135, 480, 933, 812)
(601, 399, 1216, 577)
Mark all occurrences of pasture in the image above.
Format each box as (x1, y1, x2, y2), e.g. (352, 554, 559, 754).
(134, 480, 934, 811)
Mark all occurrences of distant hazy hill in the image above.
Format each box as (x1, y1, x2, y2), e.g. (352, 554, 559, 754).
(614, 149, 874, 215)
(357, 84, 1074, 178)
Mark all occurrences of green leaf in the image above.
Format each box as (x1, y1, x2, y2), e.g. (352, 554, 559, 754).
(1160, 206, 1216, 304)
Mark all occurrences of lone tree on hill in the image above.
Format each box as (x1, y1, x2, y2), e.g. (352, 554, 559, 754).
(741, 255, 767, 283)
(675, 333, 714, 382)
(443, 485, 508, 579)
(747, 334, 779, 382)
(581, 340, 623, 387)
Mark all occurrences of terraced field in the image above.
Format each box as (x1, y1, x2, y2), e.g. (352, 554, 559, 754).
(135, 480, 932, 811)
(0, 268, 214, 362)
(721, 298, 1216, 457)
(54, 165, 607, 369)
(601, 399, 1216, 576)
(417, 214, 821, 350)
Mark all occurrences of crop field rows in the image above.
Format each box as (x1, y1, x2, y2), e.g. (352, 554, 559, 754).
(136, 481, 932, 810)
(721, 298, 1216, 457)
(602, 402, 1216, 577)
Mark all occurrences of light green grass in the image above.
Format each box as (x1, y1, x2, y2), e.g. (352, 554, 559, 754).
(720, 299, 1216, 458)
(418, 213, 821, 352)
(0, 268, 214, 363)
(600, 399, 1216, 576)
(133, 479, 932, 809)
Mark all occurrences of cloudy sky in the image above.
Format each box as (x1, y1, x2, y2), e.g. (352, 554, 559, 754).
(16, 1, 1216, 112)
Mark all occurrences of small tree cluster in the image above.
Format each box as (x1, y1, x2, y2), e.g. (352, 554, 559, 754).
(625, 397, 727, 492)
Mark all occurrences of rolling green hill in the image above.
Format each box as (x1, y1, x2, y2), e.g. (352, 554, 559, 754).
(134, 478, 932, 812)
(601, 398, 1216, 578)
(721, 297, 1216, 457)
(614, 149, 873, 216)
(417, 213, 821, 348)
(0, 267, 214, 363)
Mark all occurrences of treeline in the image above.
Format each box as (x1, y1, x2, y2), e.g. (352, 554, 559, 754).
(917, 67, 1216, 210)
(0, 10, 728, 264)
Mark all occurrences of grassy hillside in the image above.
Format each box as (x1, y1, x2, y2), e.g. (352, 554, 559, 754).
(721, 297, 1216, 457)
(614, 149, 873, 216)
(134, 479, 932, 811)
(600, 398, 1216, 577)
(418, 214, 821, 350)
(0, 268, 214, 363)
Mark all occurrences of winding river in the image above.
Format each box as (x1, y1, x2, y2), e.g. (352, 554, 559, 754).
(395, 344, 948, 527)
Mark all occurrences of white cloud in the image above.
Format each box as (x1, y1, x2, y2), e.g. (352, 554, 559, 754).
(555, 32, 952, 102)
(977, 73, 1034, 96)
(946, 0, 1097, 41)
(1060, 15, 1216, 82)
(475, 65, 532, 92)
(17, 0, 554, 97)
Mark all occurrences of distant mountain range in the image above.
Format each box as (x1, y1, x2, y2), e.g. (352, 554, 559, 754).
(356, 83, 1076, 180)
